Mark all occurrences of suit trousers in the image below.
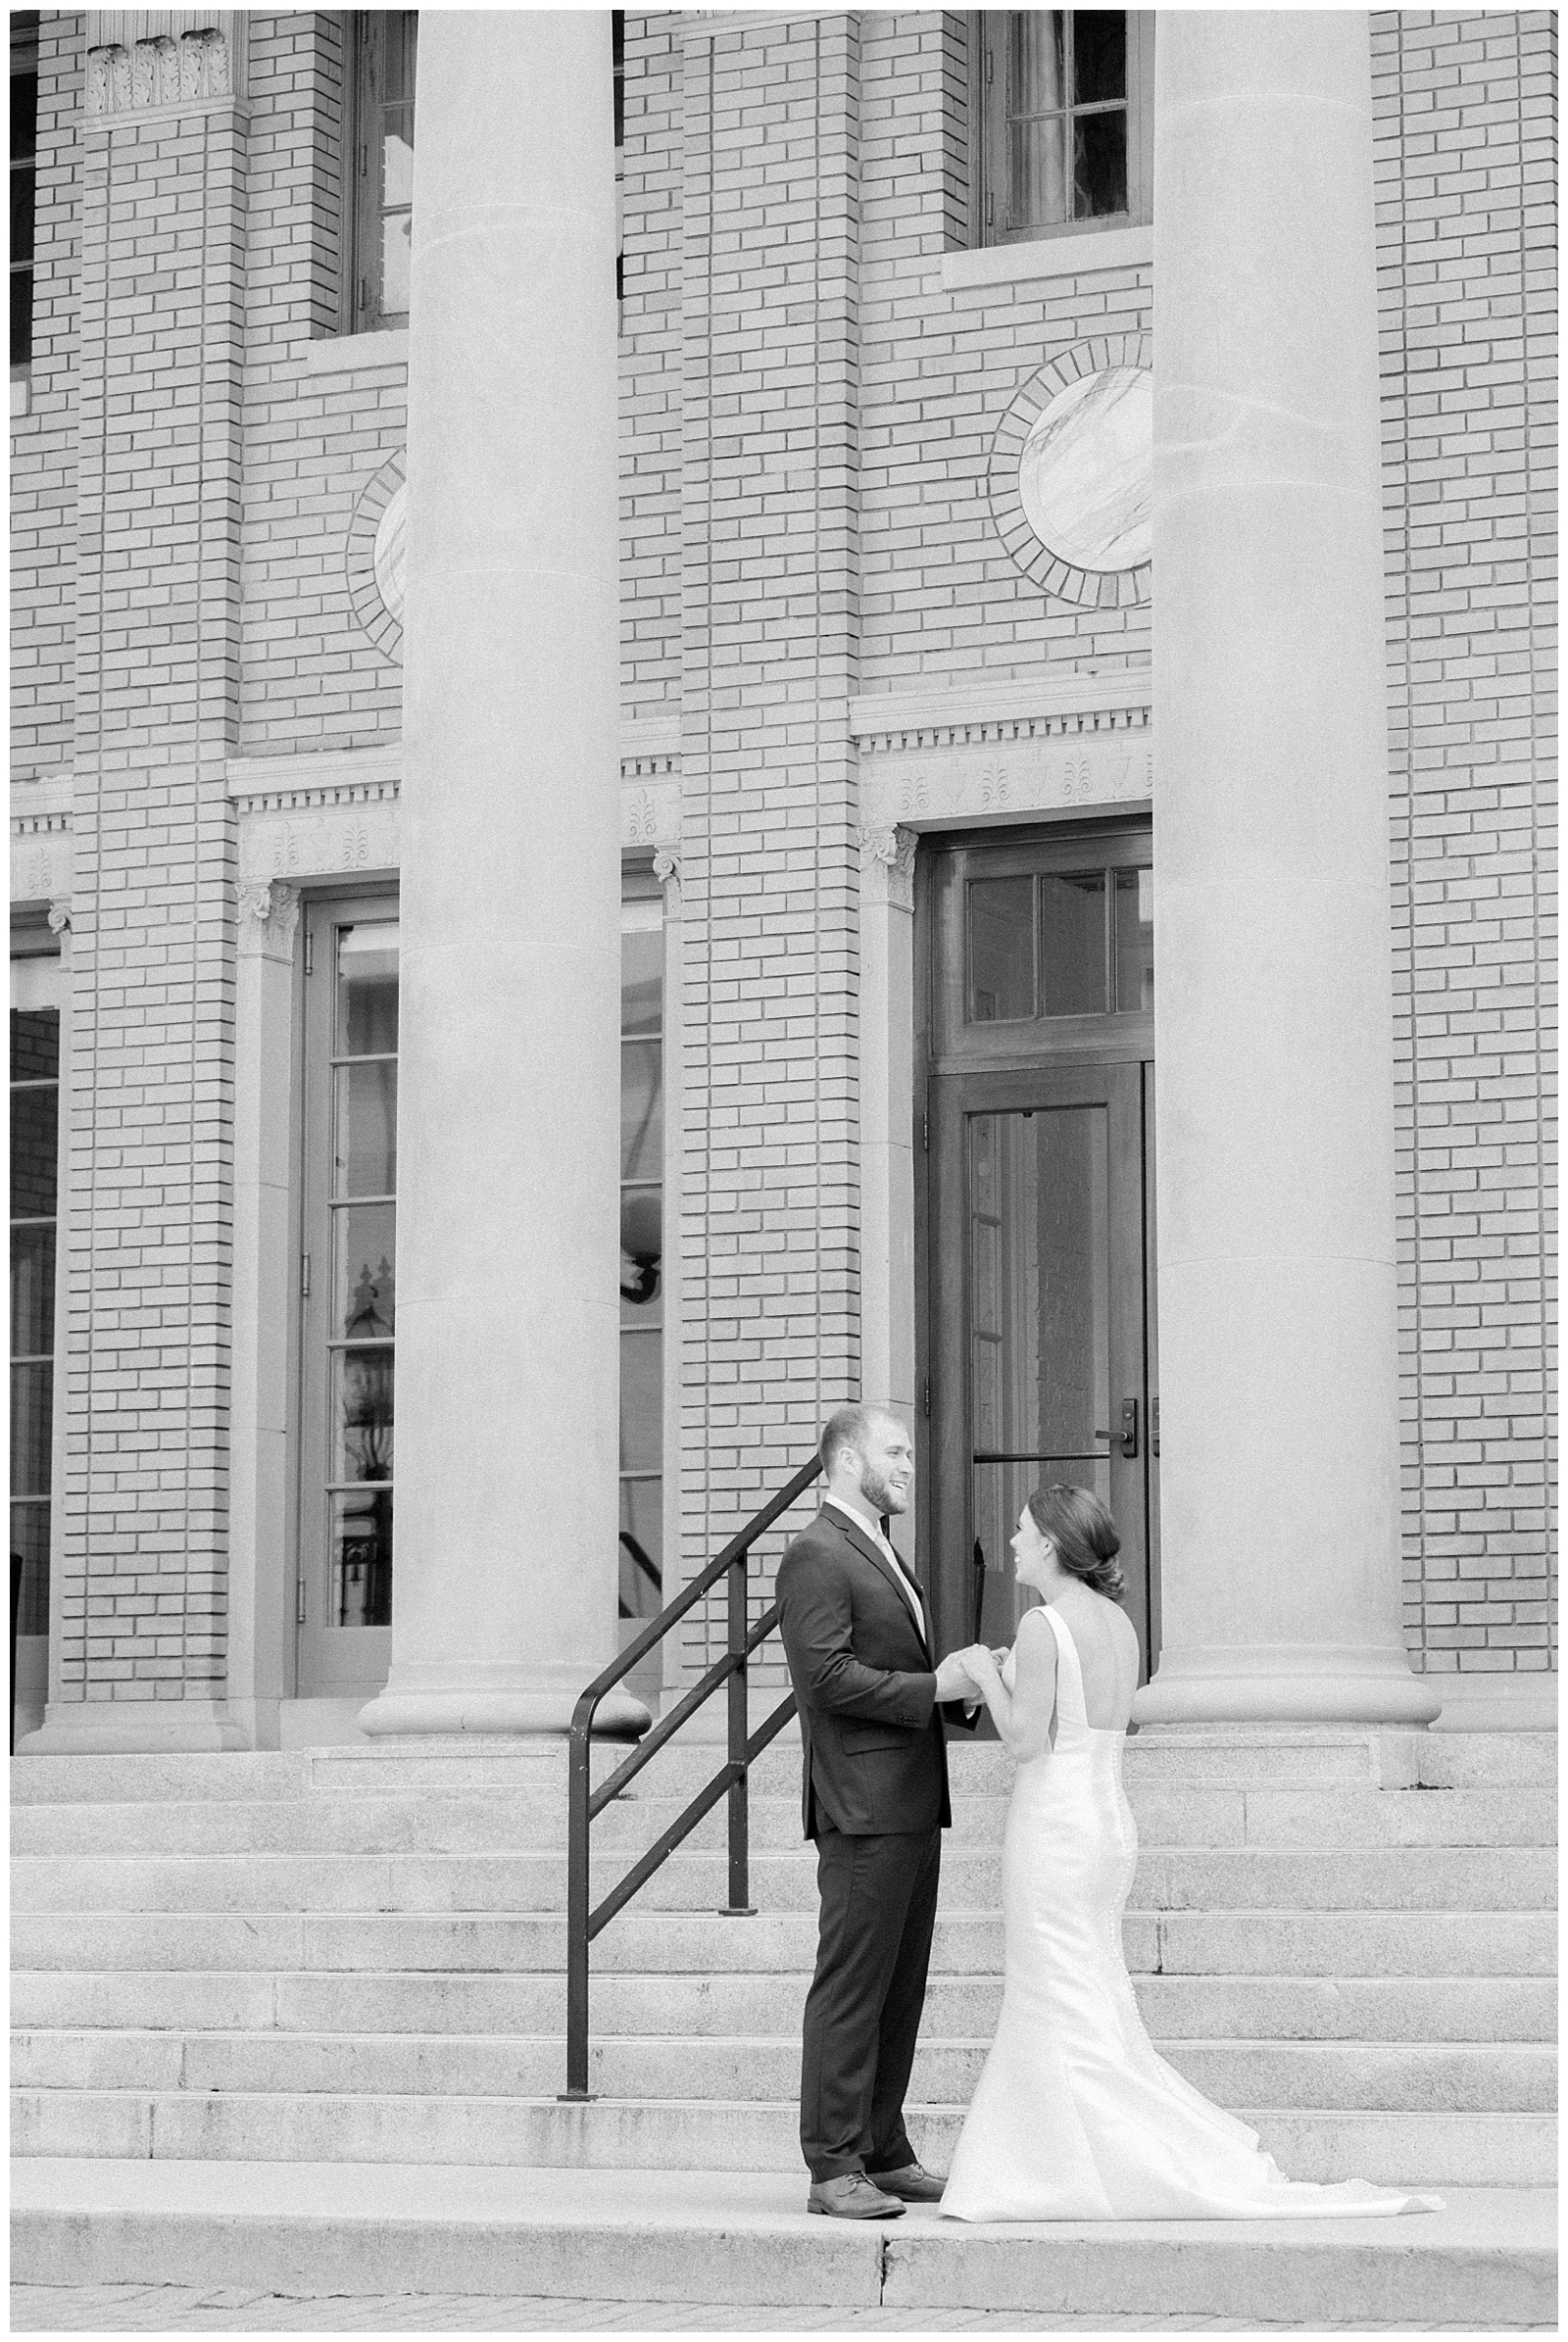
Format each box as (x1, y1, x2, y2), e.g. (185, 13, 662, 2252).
(799, 1824, 943, 2182)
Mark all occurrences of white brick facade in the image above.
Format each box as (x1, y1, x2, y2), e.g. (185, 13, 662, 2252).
(9, 9, 1556, 1734)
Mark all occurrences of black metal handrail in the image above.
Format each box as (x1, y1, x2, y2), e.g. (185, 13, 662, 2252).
(562, 1453, 823, 2099)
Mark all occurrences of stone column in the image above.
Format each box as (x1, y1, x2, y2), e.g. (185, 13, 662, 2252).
(359, 12, 645, 1738)
(1138, 14, 1438, 1728)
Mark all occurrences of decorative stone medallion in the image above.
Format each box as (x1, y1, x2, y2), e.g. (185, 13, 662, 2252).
(988, 333, 1152, 610)
(345, 452, 407, 662)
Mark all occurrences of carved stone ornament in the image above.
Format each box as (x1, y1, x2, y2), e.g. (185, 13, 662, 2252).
(346, 451, 408, 663)
(860, 729, 1152, 836)
(237, 880, 302, 956)
(9, 774, 74, 907)
(858, 825, 917, 914)
(226, 748, 684, 881)
(46, 901, 72, 938)
(623, 778, 681, 852)
(988, 332, 1152, 610)
(85, 21, 237, 118)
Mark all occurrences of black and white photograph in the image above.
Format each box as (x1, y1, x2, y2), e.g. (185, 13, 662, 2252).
(7, 1, 1555, 2333)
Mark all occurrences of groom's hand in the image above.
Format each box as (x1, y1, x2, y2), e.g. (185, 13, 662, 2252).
(933, 1650, 980, 1704)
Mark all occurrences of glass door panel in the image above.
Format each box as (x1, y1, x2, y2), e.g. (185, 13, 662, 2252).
(969, 1104, 1114, 1647)
(928, 1055, 1152, 1685)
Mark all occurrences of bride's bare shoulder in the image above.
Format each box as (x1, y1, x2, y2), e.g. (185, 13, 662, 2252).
(1106, 1600, 1140, 1653)
(1016, 1603, 1060, 1639)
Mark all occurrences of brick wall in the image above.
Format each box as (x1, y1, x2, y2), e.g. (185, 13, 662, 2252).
(619, 13, 683, 725)
(857, 13, 1152, 690)
(674, 13, 865, 1676)
(238, 14, 404, 752)
(60, 35, 248, 1709)
(1374, 8, 1557, 1681)
(10, 12, 81, 781)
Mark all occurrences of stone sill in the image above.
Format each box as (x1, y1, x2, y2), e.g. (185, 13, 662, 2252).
(301, 330, 410, 380)
(942, 225, 1153, 293)
(84, 94, 251, 136)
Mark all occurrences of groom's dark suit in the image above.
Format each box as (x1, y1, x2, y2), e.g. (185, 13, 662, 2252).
(776, 1501, 974, 2183)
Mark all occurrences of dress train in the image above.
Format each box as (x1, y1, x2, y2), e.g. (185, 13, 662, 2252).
(941, 1606, 1443, 2221)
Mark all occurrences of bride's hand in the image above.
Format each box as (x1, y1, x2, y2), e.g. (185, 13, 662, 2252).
(961, 1642, 1001, 1683)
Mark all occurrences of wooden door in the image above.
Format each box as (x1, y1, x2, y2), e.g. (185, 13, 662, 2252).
(916, 823, 1158, 1682)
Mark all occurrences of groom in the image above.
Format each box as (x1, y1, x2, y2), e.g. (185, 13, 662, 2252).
(776, 1404, 981, 2220)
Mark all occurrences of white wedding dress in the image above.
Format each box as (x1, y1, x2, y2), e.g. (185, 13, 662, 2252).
(941, 1605, 1443, 2221)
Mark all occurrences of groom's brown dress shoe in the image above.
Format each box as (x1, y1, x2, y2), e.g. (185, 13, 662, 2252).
(807, 2172, 906, 2220)
(867, 2160, 947, 2203)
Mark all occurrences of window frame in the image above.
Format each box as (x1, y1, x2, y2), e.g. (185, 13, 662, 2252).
(972, 10, 1154, 251)
(11, 10, 39, 397)
(295, 888, 401, 1697)
(9, 944, 68, 1745)
(619, 876, 665, 1627)
(342, 10, 417, 338)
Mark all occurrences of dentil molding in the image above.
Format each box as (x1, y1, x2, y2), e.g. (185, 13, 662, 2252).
(853, 674, 1152, 834)
(223, 743, 683, 884)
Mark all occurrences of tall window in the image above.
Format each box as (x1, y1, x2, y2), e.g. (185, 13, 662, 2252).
(975, 11, 1152, 247)
(619, 891, 663, 1623)
(346, 12, 416, 335)
(613, 8, 624, 306)
(298, 900, 398, 1695)
(296, 892, 665, 1683)
(11, 12, 38, 389)
(11, 1003, 58, 1645)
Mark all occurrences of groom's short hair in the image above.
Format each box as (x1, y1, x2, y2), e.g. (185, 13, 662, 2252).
(819, 1403, 883, 1477)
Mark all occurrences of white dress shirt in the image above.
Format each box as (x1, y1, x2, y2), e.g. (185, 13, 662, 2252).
(822, 1494, 926, 1637)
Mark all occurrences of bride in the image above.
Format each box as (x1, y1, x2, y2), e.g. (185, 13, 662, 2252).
(940, 1484, 1442, 2221)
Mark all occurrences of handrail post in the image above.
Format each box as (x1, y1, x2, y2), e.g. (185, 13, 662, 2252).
(560, 1719, 595, 2100)
(719, 1542, 757, 1916)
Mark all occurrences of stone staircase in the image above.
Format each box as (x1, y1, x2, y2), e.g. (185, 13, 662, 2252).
(10, 1726, 1558, 2323)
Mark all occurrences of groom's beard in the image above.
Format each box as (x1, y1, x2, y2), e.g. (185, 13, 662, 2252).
(860, 1466, 909, 1517)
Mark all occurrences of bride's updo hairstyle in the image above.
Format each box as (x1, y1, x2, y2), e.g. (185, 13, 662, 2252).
(1027, 1483, 1125, 1602)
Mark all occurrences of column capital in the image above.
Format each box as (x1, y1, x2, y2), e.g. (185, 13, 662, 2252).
(859, 824, 916, 914)
(653, 847, 682, 911)
(237, 881, 301, 961)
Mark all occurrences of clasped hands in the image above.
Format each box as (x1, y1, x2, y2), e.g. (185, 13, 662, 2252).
(933, 1643, 1010, 1705)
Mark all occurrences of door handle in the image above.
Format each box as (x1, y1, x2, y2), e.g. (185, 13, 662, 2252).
(1092, 1400, 1139, 1460)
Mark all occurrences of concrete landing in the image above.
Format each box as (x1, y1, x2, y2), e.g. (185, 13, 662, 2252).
(10, 2161, 1555, 2328)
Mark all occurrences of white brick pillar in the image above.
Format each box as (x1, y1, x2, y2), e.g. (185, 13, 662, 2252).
(359, 13, 646, 1739)
(1138, 14, 1438, 1728)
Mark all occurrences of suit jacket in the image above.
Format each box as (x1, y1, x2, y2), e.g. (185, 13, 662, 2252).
(776, 1505, 974, 1839)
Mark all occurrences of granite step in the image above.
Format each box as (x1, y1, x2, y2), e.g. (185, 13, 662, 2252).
(11, 1966, 1554, 2044)
(10, 2089, 1554, 2186)
(16, 1727, 1552, 1814)
(11, 2027, 1553, 2112)
(12, 1903, 1555, 1977)
(9, 2163, 1555, 2326)
(12, 1842, 1554, 1915)
(10, 1779, 1555, 1856)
